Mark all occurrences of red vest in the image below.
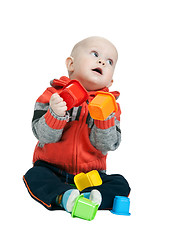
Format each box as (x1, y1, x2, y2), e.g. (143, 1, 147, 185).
(33, 77, 120, 175)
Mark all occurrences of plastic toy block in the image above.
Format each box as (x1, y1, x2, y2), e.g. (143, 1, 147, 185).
(74, 170, 102, 191)
(110, 196, 131, 216)
(59, 80, 89, 110)
(71, 195, 99, 221)
(88, 91, 118, 120)
(74, 173, 90, 191)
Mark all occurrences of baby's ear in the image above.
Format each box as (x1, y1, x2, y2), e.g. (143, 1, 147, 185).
(65, 56, 74, 72)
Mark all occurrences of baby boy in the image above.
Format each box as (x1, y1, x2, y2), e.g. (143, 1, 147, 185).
(23, 36, 130, 213)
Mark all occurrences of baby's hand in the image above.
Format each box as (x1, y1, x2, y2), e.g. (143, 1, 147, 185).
(50, 93, 67, 117)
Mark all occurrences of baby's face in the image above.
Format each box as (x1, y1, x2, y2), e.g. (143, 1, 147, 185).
(68, 38, 118, 91)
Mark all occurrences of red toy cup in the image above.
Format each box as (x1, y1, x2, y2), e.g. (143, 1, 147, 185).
(59, 80, 89, 110)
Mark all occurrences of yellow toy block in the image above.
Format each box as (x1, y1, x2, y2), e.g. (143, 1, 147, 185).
(74, 170, 102, 191)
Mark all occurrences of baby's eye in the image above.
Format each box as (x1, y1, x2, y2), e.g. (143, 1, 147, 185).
(91, 51, 99, 57)
(107, 59, 113, 66)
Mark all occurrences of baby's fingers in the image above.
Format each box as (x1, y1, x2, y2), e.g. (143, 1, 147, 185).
(57, 106, 68, 117)
(50, 93, 63, 104)
(57, 101, 67, 108)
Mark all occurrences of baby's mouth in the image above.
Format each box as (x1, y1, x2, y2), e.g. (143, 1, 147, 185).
(92, 68, 103, 75)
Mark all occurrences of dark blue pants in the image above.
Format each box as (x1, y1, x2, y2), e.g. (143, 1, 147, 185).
(23, 160, 131, 210)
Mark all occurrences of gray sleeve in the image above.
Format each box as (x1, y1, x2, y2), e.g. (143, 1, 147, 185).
(32, 102, 69, 144)
(89, 113, 121, 155)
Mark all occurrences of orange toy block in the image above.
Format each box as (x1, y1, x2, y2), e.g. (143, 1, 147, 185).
(88, 91, 118, 120)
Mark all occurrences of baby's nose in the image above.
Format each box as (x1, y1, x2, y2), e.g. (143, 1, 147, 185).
(98, 59, 106, 66)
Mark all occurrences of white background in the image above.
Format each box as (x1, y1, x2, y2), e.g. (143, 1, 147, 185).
(1, 0, 171, 239)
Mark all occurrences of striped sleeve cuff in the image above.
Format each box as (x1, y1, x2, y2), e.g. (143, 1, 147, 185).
(94, 113, 115, 129)
(44, 107, 69, 129)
